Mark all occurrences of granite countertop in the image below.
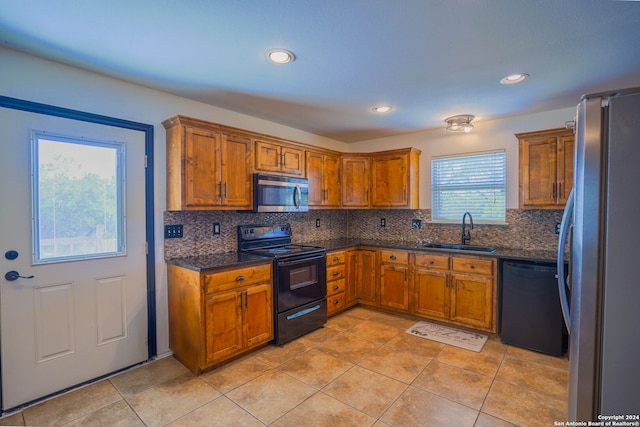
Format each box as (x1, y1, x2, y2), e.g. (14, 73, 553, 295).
(166, 252, 272, 271)
(166, 238, 562, 272)
(300, 238, 562, 264)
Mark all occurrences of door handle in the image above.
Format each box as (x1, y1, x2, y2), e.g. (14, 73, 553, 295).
(4, 271, 34, 281)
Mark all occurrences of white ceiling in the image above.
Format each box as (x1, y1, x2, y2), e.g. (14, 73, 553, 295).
(1, 1, 640, 142)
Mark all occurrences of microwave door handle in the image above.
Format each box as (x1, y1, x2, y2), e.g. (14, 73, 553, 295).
(293, 185, 301, 209)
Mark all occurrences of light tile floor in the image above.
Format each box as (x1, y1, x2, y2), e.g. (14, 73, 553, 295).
(0, 307, 569, 426)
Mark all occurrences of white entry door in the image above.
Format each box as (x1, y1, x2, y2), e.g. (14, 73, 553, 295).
(0, 108, 149, 410)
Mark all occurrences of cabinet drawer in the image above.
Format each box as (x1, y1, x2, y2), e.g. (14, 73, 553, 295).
(327, 264, 345, 282)
(380, 249, 409, 264)
(414, 253, 450, 270)
(204, 264, 271, 294)
(327, 250, 346, 266)
(451, 257, 493, 276)
(327, 293, 346, 314)
(327, 278, 345, 296)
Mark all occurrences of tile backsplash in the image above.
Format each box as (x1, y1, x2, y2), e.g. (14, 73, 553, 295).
(164, 209, 562, 259)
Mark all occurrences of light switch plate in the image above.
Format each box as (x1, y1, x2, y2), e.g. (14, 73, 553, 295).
(164, 224, 183, 238)
(213, 223, 221, 235)
(412, 219, 422, 229)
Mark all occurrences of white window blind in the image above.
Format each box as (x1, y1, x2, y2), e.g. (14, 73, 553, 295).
(431, 151, 506, 223)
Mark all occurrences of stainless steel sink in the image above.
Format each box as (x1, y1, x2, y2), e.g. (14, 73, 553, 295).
(420, 243, 496, 253)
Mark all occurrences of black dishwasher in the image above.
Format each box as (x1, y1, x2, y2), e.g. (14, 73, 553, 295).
(500, 260, 567, 356)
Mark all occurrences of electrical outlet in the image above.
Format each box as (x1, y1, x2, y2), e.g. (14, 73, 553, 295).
(213, 223, 221, 235)
(380, 218, 386, 227)
(315, 219, 320, 228)
(555, 222, 561, 234)
(412, 219, 422, 229)
(164, 224, 183, 238)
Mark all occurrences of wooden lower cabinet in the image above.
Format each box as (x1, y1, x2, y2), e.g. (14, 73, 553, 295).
(346, 248, 377, 306)
(412, 253, 496, 332)
(379, 249, 409, 312)
(326, 249, 348, 315)
(168, 262, 273, 374)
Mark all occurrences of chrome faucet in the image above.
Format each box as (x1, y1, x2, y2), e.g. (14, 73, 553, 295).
(461, 212, 474, 245)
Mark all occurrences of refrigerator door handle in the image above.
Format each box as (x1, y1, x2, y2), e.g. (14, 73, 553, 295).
(557, 187, 575, 332)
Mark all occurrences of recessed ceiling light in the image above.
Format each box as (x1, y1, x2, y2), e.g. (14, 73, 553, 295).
(372, 105, 393, 113)
(268, 49, 295, 64)
(500, 73, 529, 85)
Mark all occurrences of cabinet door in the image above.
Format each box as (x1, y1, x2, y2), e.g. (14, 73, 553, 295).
(244, 283, 273, 348)
(324, 153, 341, 207)
(306, 151, 324, 206)
(413, 268, 449, 320)
(184, 127, 222, 208)
(372, 154, 408, 207)
(204, 290, 243, 364)
(255, 139, 282, 173)
(281, 145, 305, 176)
(557, 135, 575, 205)
(356, 250, 377, 305)
(449, 273, 493, 329)
(345, 249, 359, 304)
(341, 157, 370, 207)
(380, 265, 409, 311)
(520, 136, 557, 208)
(221, 133, 253, 208)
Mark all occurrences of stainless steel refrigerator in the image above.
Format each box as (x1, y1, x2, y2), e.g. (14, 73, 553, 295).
(558, 87, 640, 421)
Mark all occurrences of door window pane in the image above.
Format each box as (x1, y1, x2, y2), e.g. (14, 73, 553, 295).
(32, 131, 125, 263)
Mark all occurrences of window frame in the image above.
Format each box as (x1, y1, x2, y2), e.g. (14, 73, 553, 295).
(430, 150, 507, 225)
(31, 130, 127, 264)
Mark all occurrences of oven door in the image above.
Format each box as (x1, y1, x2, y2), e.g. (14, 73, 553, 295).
(276, 253, 326, 312)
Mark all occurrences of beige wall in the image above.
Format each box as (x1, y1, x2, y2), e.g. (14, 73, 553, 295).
(346, 108, 576, 209)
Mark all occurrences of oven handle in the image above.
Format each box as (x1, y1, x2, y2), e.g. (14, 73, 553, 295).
(277, 253, 326, 266)
(286, 304, 321, 320)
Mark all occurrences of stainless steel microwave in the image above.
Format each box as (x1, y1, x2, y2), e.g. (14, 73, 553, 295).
(253, 174, 309, 212)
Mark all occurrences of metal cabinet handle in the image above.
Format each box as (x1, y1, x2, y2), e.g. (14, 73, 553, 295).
(333, 271, 339, 276)
(390, 255, 397, 260)
(333, 285, 339, 291)
(236, 275, 245, 281)
(333, 256, 340, 261)
(333, 300, 339, 305)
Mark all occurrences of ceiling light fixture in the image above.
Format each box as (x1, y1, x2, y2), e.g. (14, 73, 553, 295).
(500, 73, 529, 85)
(372, 105, 392, 113)
(268, 49, 295, 64)
(445, 114, 475, 133)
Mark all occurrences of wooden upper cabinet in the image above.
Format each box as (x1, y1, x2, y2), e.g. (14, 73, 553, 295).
(306, 150, 341, 208)
(341, 156, 370, 208)
(163, 116, 253, 210)
(517, 128, 575, 209)
(371, 148, 421, 209)
(255, 139, 305, 176)
(221, 132, 253, 208)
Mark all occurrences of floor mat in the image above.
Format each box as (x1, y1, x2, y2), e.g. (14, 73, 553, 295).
(406, 320, 488, 352)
